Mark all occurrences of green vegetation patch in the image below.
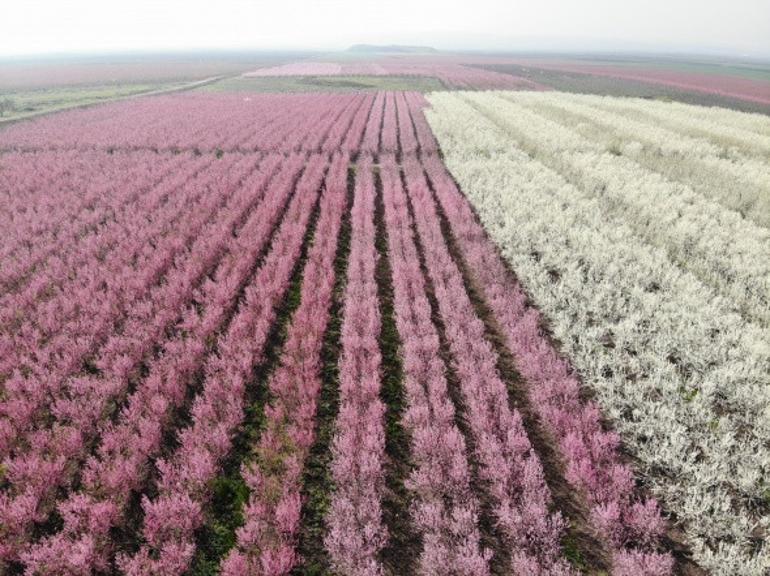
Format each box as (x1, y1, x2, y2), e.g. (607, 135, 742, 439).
(201, 75, 445, 93)
(0, 82, 185, 122)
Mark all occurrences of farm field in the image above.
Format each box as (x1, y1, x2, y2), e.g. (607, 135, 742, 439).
(241, 59, 545, 90)
(467, 56, 770, 110)
(0, 81, 216, 124)
(201, 75, 446, 93)
(1, 52, 769, 576)
(0, 52, 301, 123)
(3, 52, 767, 124)
(228, 53, 770, 112)
(478, 64, 770, 114)
(0, 88, 675, 576)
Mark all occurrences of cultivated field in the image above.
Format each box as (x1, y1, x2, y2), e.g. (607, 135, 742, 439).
(236, 53, 770, 110)
(241, 59, 545, 90)
(485, 58, 770, 106)
(0, 52, 300, 123)
(0, 53, 768, 576)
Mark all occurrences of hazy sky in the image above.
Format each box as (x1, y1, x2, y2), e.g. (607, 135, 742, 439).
(5, 0, 770, 57)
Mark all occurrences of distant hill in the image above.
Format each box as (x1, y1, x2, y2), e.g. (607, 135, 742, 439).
(347, 44, 438, 54)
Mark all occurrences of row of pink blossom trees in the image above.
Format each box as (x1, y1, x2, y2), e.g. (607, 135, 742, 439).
(0, 150, 185, 294)
(4, 154, 293, 567)
(114, 155, 328, 574)
(0, 94, 388, 154)
(0, 92, 440, 157)
(397, 156, 575, 575)
(421, 154, 674, 575)
(323, 154, 388, 576)
(0, 152, 199, 385)
(16, 154, 303, 571)
(1, 155, 246, 459)
(361, 91, 435, 156)
(221, 153, 349, 575)
(379, 158, 489, 574)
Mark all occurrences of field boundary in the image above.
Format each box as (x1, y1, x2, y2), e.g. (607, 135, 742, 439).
(0, 75, 231, 127)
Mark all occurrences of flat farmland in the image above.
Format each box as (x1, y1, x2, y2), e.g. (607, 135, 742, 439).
(474, 57, 770, 113)
(201, 75, 446, 93)
(0, 52, 302, 123)
(240, 59, 544, 90)
(1, 66, 768, 576)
